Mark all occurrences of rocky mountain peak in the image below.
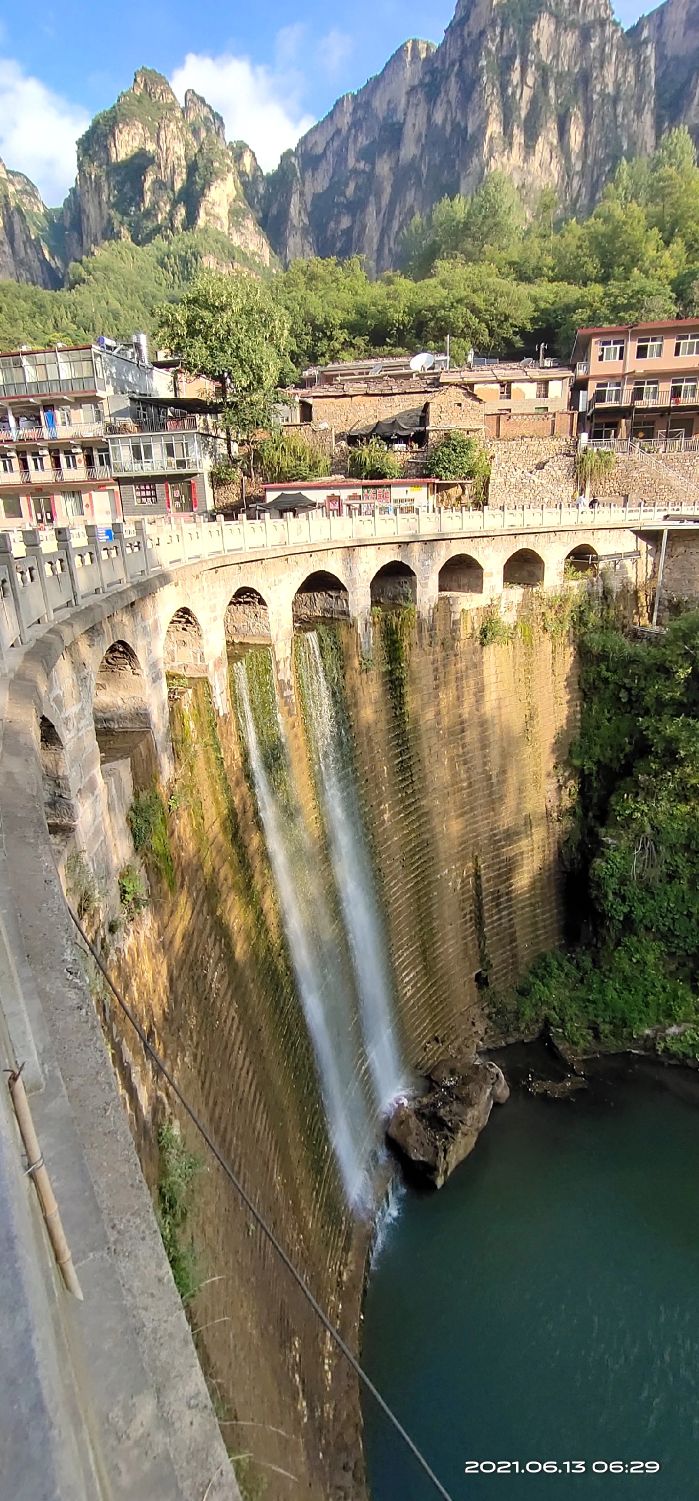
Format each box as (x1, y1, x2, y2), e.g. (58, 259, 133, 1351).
(183, 90, 226, 145)
(131, 67, 179, 106)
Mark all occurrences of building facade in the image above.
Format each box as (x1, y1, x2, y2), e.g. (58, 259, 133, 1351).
(290, 357, 574, 444)
(0, 340, 224, 529)
(572, 320, 699, 446)
(262, 478, 437, 516)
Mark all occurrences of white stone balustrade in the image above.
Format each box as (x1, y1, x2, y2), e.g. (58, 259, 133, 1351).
(0, 499, 694, 665)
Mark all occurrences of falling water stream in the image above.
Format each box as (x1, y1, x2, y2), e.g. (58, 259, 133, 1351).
(297, 631, 406, 1113)
(234, 650, 380, 1207)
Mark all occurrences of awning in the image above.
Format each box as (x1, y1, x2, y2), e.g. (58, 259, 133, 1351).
(266, 491, 319, 512)
(349, 406, 426, 440)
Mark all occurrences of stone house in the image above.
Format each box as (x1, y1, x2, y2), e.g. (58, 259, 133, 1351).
(289, 357, 574, 448)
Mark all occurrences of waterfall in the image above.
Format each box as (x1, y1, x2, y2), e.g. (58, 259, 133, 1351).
(297, 632, 406, 1115)
(234, 655, 372, 1210)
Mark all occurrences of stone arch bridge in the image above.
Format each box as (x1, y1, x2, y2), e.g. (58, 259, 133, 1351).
(0, 499, 688, 1501)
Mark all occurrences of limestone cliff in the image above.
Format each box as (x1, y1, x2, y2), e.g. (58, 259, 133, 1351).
(638, 0, 699, 136)
(265, 0, 655, 270)
(0, 161, 62, 288)
(73, 67, 272, 266)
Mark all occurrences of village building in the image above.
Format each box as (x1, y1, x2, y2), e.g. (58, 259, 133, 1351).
(572, 319, 699, 447)
(0, 337, 225, 529)
(261, 477, 437, 517)
(289, 354, 574, 446)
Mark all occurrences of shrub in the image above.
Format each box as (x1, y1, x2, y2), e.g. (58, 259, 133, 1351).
(575, 445, 615, 492)
(347, 437, 402, 480)
(479, 607, 512, 645)
(65, 850, 99, 919)
(157, 1120, 201, 1302)
(128, 786, 175, 889)
(118, 862, 148, 918)
(256, 428, 327, 483)
(210, 458, 240, 492)
(427, 431, 491, 501)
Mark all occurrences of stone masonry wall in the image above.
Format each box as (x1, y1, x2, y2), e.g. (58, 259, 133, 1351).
(488, 437, 576, 507)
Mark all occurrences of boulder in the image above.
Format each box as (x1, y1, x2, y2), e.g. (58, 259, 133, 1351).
(386, 1056, 509, 1189)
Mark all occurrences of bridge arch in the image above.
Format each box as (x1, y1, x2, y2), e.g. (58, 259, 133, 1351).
(39, 714, 77, 840)
(93, 640, 151, 746)
(163, 607, 207, 678)
(438, 552, 485, 595)
(503, 548, 545, 587)
(292, 570, 350, 625)
(565, 544, 598, 577)
(370, 560, 417, 607)
(225, 586, 271, 642)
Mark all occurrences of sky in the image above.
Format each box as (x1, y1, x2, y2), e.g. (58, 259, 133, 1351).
(0, 0, 657, 207)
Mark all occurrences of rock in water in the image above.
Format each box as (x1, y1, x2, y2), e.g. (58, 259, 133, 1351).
(386, 1057, 509, 1188)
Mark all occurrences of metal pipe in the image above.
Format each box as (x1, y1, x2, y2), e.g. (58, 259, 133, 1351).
(7, 1066, 83, 1298)
(651, 527, 668, 628)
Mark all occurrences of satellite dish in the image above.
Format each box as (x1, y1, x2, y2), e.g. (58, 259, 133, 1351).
(410, 351, 436, 372)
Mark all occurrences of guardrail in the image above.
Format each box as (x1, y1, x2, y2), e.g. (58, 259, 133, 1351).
(0, 501, 695, 664)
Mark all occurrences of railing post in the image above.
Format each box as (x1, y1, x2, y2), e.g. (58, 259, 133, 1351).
(112, 520, 129, 582)
(85, 524, 107, 593)
(135, 518, 151, 575)
(373, 505, 378, 536)
(219, 516, 227, 554)
(0, 534, 28, 644)
(54, 526, 83, 605)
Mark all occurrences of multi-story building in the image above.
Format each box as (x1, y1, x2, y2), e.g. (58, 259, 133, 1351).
(0, 338, 224, 528)
(572, 319, 699, 446)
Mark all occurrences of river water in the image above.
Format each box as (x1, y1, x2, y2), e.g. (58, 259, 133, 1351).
(362, 1067, 699, 1500)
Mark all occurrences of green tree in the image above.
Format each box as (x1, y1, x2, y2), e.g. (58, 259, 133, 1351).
(255, 428, 327, 483)
(427, 431, 491, 502)
(157, 268, 289, 454)
(347, 439, 402, 480)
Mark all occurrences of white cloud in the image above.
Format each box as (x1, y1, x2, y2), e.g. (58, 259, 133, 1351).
(170, 46, 315, 172)
(316, 29, 354, 76)
(0, 58, 88, 204)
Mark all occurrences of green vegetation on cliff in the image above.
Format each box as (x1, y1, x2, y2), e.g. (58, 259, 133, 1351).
(496, 609, 699, 1055)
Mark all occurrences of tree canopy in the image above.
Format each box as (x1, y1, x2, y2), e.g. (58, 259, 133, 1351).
(156, 268, 289, 435)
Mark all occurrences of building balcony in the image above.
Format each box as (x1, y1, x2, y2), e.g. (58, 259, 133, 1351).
(0, 376, 97, 400)
(106, 415, 201, 436)
(0, 421, 106, 442)
(575, 361, 590, 377)
(0, 466, 112, 486)
(590, 382, 699, 410)
(110, 456, 199, 477)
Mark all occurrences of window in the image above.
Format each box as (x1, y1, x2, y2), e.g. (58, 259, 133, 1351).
(632, 382, 659, 404)
(536, 381, 548, 398)
(63, 492, 84, 519)
(636, 338, 663, 359)
(31, 453, 45, 471)
(591, 425, 618, 441)
(2, 495, 22, 520)
(0, 455, 13, 473)
(599, 339, 624, 361)
(134, 482, 157, 505)
(594, 382, 622, 404)
(498, 382, 512, 398)
(674, 336, 699, 357)
(671, 380, 698, 403)
(63, 452, 79, 469)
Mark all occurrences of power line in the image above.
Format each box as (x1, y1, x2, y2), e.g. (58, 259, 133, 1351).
(67, 906, 455, 1501)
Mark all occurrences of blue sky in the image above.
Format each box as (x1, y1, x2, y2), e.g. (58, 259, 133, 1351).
(0, 0, 657, 206)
